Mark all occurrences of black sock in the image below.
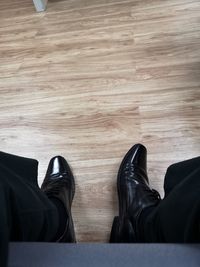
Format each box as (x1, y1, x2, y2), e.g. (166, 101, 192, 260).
(49, 197, 68, 240)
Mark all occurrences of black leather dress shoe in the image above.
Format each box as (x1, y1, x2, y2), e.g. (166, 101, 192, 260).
(110, 144, 161, 243)
(41, 156, 76, 243)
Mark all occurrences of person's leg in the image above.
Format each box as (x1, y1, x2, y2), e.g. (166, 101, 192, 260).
(0, 179, 11, 267)
(110, 145, 200, 243)
(0, 152, 76, 267)
(0, 151, 39, 185)
(142, 162, 200, 242)
(164, 157, 200, 197)
(0, 161, 59, 267)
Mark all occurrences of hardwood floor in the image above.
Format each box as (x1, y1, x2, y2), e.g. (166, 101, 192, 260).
(0, 0, 200, 242)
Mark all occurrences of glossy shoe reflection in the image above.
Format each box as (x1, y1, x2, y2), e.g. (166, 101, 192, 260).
(41, 156, 76, 243)
(110, 144, 161, 243)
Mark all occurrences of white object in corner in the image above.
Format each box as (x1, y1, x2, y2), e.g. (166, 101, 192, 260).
(33, 0, 48, 12)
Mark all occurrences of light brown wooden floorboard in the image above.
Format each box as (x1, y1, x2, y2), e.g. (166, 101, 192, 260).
(0, 0, 200, 242)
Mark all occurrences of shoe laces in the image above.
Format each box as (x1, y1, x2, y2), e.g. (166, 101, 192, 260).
(124, 162, 161, 201)
(124, 162, 147, 180)
(124, 162, 135, 179)
(42, 178, 70, 197)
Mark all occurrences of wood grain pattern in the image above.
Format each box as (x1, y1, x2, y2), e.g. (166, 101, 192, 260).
(0, 0, 200, 242)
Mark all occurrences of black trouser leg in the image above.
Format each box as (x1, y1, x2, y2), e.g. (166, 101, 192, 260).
(164, 157, 200, 197)
(0, 152, 39, 185)
(142, 158, 200, 242)
(0, 153, 59, 267)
